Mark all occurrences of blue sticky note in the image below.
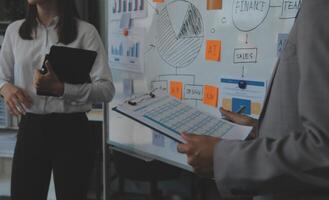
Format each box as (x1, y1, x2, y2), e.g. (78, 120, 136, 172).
(232, 98, 251, 115)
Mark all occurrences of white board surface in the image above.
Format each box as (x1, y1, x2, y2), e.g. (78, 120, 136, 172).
(107, 0, 301, 170)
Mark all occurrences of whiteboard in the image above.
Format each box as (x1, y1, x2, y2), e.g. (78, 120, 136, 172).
(107, 0, 301, 170)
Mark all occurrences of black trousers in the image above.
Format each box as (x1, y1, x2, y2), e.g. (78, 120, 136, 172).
(11, 113, 96, 200)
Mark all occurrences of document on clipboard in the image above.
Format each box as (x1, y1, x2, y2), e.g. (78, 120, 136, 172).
(112, 90, 252, 143)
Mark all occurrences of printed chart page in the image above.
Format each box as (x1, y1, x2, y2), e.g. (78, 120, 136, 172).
(113, 91, 252, 142)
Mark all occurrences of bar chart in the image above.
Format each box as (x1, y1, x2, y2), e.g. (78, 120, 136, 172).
(111, 42, 140, 58)
(111, 43, 124, 56)
(111, 0, 147, 20)
(109, 33, 144, 73)
(126, 43, 140, 58)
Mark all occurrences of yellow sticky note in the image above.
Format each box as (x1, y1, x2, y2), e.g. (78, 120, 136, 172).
(222, 98, 232, 110)
(153, 0, 164, 3)
(170, 81, 183, 100)
(203, 85, 219, 107)
(207, 0, 222, 10)
(205, 40, 221, 61)
(251, 102, 262, 115)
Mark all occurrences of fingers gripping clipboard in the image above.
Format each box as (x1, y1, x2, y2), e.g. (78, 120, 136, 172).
(37, 46, 97, 96)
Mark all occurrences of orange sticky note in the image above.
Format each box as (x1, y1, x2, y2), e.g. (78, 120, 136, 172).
(170, 81, 183, 100)
(251, 102, 262, 115)
(153, 0, 164, 3)
(207, 0, 222, 10)
(205, 40, 221, 61)
(222, 98, 232, 110)
(203, 85, 219, 107)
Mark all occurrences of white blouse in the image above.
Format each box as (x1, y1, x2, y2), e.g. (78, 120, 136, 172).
(0, 18, 115, 114)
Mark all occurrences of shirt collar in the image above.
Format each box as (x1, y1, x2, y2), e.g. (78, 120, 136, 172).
(36, 16, 59, 28)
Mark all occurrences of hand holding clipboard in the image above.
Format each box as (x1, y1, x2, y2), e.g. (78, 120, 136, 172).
(35, 46, 97, 96)
(34, 59, 64, 97)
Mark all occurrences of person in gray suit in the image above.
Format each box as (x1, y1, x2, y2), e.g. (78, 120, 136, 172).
(177, 0, 329, 199)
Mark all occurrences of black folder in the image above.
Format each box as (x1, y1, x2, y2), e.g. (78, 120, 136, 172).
(37, 46, 97, 96)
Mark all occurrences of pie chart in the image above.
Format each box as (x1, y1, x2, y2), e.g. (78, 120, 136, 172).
(157, 0, 204, 68)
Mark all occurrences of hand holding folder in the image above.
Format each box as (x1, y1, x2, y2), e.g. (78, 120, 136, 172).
(36, 46, 97, 96)
(34, 60, 65, 97)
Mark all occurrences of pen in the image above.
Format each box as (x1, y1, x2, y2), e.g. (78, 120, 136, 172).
(236, 106, 246, 114)
(221, 105, 246, 121)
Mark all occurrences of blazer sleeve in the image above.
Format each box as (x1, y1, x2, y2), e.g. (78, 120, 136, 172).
(214, 1, 329, 198)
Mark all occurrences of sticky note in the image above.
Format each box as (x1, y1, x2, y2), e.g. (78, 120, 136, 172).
(203, 85, 219, 107)
(207, 0, 222, 10)
(170, 81, 183, 100)
(205, 40, 221, 61)
(251, 102, 262, 115)
(153, 0, 164, 3)
(222, 98, 232, 110)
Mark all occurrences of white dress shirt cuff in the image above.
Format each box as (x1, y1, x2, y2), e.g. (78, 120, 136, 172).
(63, 83, 78, 100)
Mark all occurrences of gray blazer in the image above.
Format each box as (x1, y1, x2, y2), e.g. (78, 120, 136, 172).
(214, 1, 329, 199)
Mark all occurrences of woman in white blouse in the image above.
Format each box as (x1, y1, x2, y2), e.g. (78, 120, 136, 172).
(0, 0, 115, 199)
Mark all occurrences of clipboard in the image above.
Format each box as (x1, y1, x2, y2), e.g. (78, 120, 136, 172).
(37, 45, 97, 96)
(112, 90, 252, 143)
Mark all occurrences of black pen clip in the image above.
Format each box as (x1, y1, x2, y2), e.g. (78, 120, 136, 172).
(127, 89, 157, 106)
(40, 54, 49, 75)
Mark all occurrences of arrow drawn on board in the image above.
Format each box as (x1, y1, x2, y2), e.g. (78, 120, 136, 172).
(245, 33, 249, 44)
(144, 44, 156, 55)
